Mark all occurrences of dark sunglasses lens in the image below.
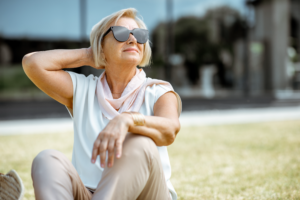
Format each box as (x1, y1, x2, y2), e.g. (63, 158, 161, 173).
(112, 26, 130, 42)
(133, 29, 148, 44)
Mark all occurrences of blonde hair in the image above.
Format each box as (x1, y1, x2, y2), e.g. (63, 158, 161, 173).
(90, 8, 152, 69)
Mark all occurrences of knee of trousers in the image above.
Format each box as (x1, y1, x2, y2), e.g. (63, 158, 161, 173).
(31, 149, 62, 178)
(123, 134, 160, 163)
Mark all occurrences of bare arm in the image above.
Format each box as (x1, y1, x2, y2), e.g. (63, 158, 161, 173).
(91, 91, 180, 168)
(22, 48, 95, 109)
(126, 91, 180, 146)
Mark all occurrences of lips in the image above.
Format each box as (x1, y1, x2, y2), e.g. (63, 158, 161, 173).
(124, 48, 138, 53)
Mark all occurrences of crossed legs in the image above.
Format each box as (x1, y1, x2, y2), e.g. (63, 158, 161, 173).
(31, 133, 171, 200)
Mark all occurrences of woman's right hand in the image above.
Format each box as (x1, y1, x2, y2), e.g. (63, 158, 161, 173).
(85, 47, 97, 69)
(91, 113, 134, 168)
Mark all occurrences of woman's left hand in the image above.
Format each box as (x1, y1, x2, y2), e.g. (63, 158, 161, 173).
(91, 113, 133, 168)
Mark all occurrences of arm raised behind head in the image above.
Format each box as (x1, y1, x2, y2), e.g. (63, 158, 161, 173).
(22, 48, 95, 109)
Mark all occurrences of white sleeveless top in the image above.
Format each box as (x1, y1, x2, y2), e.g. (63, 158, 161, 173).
(65, 71, 181, 200)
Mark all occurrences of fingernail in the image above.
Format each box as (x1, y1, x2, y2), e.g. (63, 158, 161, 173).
(108, 163, 112, 167)
(91, 159, 95, 163)
(101, 164, 105, 168)
(116, 154, 120, 158)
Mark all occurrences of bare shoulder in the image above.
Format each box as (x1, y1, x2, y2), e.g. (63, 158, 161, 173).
(153, 91, 179, 119)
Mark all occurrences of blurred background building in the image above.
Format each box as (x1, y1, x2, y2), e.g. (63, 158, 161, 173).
(0, 0, 300, 120)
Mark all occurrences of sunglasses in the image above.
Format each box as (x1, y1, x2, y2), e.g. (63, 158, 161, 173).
(102, 26, 148, 44)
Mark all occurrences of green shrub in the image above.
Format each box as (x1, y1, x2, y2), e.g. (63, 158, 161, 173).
(0, 65, 37, 91)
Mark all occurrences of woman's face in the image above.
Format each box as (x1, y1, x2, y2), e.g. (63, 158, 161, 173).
(102, 17, 144, 67)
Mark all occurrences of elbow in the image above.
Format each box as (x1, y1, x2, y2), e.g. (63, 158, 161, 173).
(165, 133, 176, 146)
(22, 53, 31, 68)
(165, 121, 181, 146)
(174, 120, 181, 135)
(22, 52, 37, 70)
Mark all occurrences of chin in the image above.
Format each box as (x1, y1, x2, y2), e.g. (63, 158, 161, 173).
(122, 56, 141, 66)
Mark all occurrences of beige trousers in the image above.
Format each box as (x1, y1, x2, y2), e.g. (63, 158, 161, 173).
(31, 133, 171, 200)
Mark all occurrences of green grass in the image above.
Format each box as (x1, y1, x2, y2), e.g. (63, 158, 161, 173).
(0, 132, 73, 199)
(1, 121, 300, 200)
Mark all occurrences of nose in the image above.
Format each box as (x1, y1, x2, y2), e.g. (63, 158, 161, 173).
(127, 33, 137, 44)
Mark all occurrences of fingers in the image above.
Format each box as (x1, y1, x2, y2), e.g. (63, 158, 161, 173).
(115, 138, 123, 159)
(91, 135, 108, 168)
(99, 139, 108, 168)
(91, 122, 127, 168)
(91, 136, 124, 168)
(91, 138, 100, 164)
(107, 139, 115, 167)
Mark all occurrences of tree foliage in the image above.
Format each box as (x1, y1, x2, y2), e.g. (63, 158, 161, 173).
(151, 6, 248, 86)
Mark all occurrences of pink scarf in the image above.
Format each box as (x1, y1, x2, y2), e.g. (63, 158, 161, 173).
(96, 68, 176, 120)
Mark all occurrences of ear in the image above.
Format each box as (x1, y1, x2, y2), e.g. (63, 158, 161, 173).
(101, 51, 106, 61)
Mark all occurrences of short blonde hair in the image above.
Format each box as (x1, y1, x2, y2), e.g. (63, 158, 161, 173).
(90, 8, 151, 69)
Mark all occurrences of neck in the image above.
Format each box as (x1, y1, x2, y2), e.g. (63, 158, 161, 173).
(105, 64, 137, 95)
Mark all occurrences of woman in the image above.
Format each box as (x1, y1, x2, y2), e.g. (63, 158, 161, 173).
(22, 8, 182, 200)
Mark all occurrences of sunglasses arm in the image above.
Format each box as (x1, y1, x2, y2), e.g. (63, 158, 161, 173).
(102, 27, 112, 39)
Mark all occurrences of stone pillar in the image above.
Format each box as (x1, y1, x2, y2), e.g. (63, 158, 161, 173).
(270, 0, 290, 92)
(0, 43, 12, 65)
(233, 40, 245, 93)
(200, 65, 216, 98)
(248, 41, 265, 96)
(251, 0, 290, 94)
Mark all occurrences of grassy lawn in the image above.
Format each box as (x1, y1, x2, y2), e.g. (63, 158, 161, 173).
(1, 120, 300, 200)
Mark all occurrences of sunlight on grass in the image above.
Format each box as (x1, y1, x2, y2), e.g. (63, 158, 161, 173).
(1, 120, 300, 199)
(168, 121, 300, 200)
(0, 132, 73, 200)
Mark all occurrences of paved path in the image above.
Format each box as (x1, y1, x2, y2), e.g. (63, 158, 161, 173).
(1, 106, 300, 135)
(179, 106, 300, 126)
(2, 97, 300, 120)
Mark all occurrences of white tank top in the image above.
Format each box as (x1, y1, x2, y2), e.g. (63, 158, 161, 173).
(65, 71, 180, 200)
